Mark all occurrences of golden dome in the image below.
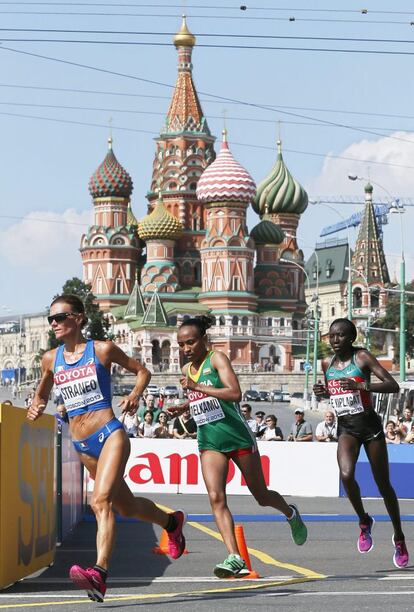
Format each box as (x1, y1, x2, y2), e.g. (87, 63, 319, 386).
(173, 15, 196, 47)
(138, 197, 183, 241)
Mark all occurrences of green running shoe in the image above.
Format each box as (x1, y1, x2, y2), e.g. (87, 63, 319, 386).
(287, 504, 307, 546)
(214, 554, 250, 579)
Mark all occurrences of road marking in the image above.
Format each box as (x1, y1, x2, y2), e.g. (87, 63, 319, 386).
(156, 503, 325, 580)
(0, 576, 316, 608)
(17, 575, 293, 584)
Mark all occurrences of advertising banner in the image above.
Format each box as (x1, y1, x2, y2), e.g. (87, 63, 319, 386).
(0, 404, 55, 589)
(86, 439, 340, 498)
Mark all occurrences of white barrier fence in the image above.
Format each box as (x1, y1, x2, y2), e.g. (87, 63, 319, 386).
(86, 439, 340, 497)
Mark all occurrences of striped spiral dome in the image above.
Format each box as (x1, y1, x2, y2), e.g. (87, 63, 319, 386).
(196, 130, 256, 203)
(252, 141, 308, 216)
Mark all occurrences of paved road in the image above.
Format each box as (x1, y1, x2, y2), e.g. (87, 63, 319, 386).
(1, 495, 413, 611)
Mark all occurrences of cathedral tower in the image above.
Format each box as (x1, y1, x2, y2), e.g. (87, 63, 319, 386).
(147, 16, 216, 288)
(80, 138, 140, 309)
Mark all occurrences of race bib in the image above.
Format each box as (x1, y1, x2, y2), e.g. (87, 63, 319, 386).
(327, 379, 364, 417)
(187, 389, 225, 426)
(54, 364, 104, 413)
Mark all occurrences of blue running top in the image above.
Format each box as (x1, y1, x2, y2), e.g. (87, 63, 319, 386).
(53, 340, 112, 417)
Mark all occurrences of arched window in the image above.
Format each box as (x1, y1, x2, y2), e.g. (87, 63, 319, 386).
(325, 258, 334, 278)
(115, 278, 122, 294)
(280, 317, 285, 327)
(292, 320, 298, 330)
(241, 316, 248, 326)
(219, 316, 225, 326)
(194, 261, 201, 283)
(370, 288, 380, 308)
(232, 316, 239, 326)
(353, 287, 362, 308)
(267, 317, 272, 326)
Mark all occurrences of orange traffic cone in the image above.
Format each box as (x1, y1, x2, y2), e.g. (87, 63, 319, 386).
(152, 529, 189, 555)
(234, 524, 260, 578)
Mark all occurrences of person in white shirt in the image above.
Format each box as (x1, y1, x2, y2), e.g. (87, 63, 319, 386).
(397, 406, 414, 441)
(240, 403, 258, 434)
(119, 408, 139, 438)
(138, 410, 158, 438)
(315, 410, 338, 442)
(261, 415, 284, 441)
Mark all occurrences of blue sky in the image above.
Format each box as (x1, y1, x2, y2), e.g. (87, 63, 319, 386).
(1, 0, 414, 316)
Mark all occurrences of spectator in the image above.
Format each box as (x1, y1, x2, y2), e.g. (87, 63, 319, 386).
(403, 423, 414, 444)
(315, 410, 338, 442)
(25, 392, 34, 408)
(397, 407, 414, 440)
(138, 410, 158, 438)
(137, 394, 161, 423)
(255, 410, 267, 438)
(260, 415, 283, 441)
(288, 409, 313, 442)
(54, 404, 69, 433)
(385, 420, 402, 445)
(240, 403, 258, 434)
(11, 383, 17, 400)
(154, 411, 172, 439)
(173, 407, 197, 439)
(118, 408, 139, 438)
(158, 391, 166, 410)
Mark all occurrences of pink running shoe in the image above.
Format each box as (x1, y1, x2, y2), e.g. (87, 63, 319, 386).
(358, 516, 375, 554)
(69, 565, 107, 602)
(392, 536, 409, 568)
(167, 510, 187, 560)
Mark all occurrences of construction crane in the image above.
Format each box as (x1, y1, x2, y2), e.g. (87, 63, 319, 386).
(311, 196, 414, 239)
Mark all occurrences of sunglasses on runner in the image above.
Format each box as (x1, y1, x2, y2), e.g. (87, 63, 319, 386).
(47, 312, 77, 325)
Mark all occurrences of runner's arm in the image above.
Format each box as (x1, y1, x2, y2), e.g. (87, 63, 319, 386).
(27, 351, 55, 421)
(181, 351, 241, 402)
(346, 350, 399, 394)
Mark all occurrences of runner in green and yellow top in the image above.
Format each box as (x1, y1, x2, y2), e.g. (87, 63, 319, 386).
(169, 316, 307, 579)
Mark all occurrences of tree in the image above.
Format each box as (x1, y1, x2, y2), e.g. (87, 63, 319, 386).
(379, 280, 414, 360)
(46, 278, 110, 349)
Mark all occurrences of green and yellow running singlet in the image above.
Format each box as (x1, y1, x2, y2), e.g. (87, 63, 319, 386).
(187, 351, 257, 453)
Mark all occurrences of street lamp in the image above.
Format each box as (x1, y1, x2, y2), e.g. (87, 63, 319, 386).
(309, 200, 353, 321)
(280, 256, 318, 408)
(348, 174, 406, 380)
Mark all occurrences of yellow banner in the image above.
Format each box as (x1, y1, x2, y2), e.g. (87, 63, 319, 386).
(0, 403, 56, 589)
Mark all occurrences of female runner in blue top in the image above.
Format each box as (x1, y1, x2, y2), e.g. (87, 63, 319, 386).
(313, 318, 408, 568)
(27, 294, 186, 602)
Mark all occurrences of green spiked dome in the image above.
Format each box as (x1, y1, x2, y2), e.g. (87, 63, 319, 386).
(253, 141, 308, 216)
(250, 219, 285, 245)
(138, 195, 183, 241)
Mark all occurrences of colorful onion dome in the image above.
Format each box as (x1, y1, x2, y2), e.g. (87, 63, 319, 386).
(173, 15, 196, 47)
(138, 195, 183, 241)
(89, 137, 133, 199)
(250, 219, 285, 245)
(196, 130, 256, 203)
(252, 141, 308, 215)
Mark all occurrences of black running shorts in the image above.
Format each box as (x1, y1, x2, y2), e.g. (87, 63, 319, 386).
(337, 410, 385, 443)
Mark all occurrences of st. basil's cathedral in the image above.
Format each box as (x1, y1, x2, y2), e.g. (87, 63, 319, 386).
(80, 17, 309, 373)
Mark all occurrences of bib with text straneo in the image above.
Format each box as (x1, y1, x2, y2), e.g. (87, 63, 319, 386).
(327, 378, 365, 417)
(187, 389, 225, 426)
(54, 363, 104, 414)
